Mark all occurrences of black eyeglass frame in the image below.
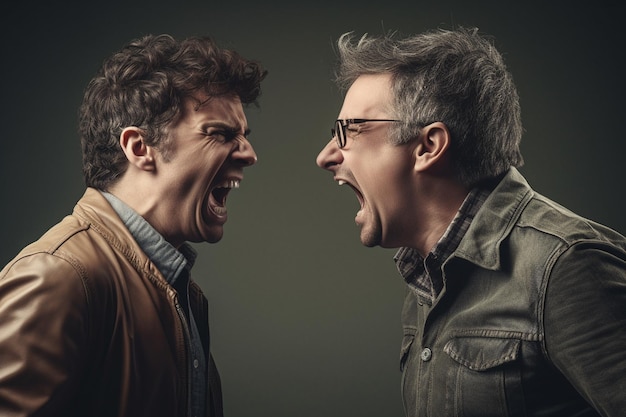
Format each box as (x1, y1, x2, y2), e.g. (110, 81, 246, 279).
(331, 118, 401, 148)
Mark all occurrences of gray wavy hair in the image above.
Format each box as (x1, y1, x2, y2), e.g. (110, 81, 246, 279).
(335, 27, 523, 186)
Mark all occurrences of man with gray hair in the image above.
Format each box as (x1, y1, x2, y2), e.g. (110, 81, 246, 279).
(317, 27, 625, 416)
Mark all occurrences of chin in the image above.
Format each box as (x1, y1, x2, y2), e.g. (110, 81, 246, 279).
(205, 233, 224, 244)
(199, 226, 224, 244)
(359, 229, 382, 248)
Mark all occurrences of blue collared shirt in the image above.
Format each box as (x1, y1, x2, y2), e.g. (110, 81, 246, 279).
(102, 191, 207, 417)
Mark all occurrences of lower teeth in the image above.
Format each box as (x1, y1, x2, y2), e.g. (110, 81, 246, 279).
(212, 205, 227, 215)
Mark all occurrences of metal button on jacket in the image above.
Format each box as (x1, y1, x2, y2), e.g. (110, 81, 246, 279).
(420, 347, 432, 362)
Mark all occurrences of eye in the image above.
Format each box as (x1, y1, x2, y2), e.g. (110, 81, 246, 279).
(345, 123, 362, 136)
(204, 128, 236, 143)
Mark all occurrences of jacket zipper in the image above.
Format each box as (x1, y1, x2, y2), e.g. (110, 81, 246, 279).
(175, 300, 193, 417)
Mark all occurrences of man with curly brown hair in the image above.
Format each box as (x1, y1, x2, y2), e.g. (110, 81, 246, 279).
(0, 34, 267, 417)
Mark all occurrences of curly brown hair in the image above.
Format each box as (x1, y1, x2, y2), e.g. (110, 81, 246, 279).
(78, 34, 267, 189)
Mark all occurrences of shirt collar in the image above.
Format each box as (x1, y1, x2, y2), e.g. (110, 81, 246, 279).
(101, 191, 196, 285)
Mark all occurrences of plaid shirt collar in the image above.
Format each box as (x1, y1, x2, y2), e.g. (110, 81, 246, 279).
(394, 187, 491, 305)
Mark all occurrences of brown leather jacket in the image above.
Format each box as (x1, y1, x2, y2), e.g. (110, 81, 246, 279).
(0, 188, 223, 417)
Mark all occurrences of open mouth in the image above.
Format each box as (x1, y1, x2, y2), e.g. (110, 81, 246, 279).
(338, 179, 365, 211)
(208, 179, 240, 216)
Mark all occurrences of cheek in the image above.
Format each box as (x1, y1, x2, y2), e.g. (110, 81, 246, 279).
(363, 152, 413, 189)
(182, 149, 228, 179)
(368, 160, 414, 216)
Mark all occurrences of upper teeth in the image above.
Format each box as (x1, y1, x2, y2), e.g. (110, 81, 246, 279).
(218, 180, 240, 189)
(338, 180, 346, 186)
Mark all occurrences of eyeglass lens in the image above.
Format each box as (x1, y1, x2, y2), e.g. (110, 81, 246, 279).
(331, 120, 345, 148)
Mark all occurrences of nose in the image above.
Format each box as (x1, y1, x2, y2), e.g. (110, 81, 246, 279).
(233, 137, 257, 166)
(316, 139, 343, 171)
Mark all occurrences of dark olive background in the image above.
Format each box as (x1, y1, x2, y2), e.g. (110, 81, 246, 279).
(1, 1, 624, 416)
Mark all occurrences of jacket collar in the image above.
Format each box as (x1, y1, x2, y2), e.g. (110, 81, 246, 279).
(72, 188, 167, 283)
(451, 167, 534, 271)
(100, 191, 196, 285)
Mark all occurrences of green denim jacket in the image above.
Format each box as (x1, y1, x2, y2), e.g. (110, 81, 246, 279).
(400, 168, 626, 417)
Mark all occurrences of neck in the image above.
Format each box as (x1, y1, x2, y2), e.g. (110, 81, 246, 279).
(412, 176, 469, 257)
(106, 175, 163, 230)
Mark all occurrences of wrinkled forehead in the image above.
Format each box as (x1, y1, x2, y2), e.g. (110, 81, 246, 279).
(340, 73, 394, 118)
(189, 92, 243, 112)
(188, 93, 246, 119)
(169, 93, 247, 132)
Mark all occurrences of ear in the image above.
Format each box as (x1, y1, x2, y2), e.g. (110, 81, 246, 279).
(119, 127, 156, 172)
(413, 122, 451, 173)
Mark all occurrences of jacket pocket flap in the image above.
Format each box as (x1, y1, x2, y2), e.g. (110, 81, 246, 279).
(444, 336, 520, 371)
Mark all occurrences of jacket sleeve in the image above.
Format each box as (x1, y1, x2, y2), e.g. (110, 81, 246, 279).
(544, 242, 626, 417)
(0, 252, 89, 417)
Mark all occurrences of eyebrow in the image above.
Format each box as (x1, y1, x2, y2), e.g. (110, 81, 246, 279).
(204, 121, 251, 137)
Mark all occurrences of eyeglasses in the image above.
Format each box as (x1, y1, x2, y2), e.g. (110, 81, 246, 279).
(331, 119, 400, 148)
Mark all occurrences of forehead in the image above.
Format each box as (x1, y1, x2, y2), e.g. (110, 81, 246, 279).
(341, 73, 393, 117)
(180, 93, 247, 126)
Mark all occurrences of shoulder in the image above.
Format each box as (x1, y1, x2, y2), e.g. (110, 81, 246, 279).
(1, 198, 129, 304)
(1, 240, 92, 313)
(519, 192, 626, 249)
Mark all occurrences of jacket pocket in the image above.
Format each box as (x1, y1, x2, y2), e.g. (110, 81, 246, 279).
(442, 336, 522, 417)
(444, 335, 520, 370)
